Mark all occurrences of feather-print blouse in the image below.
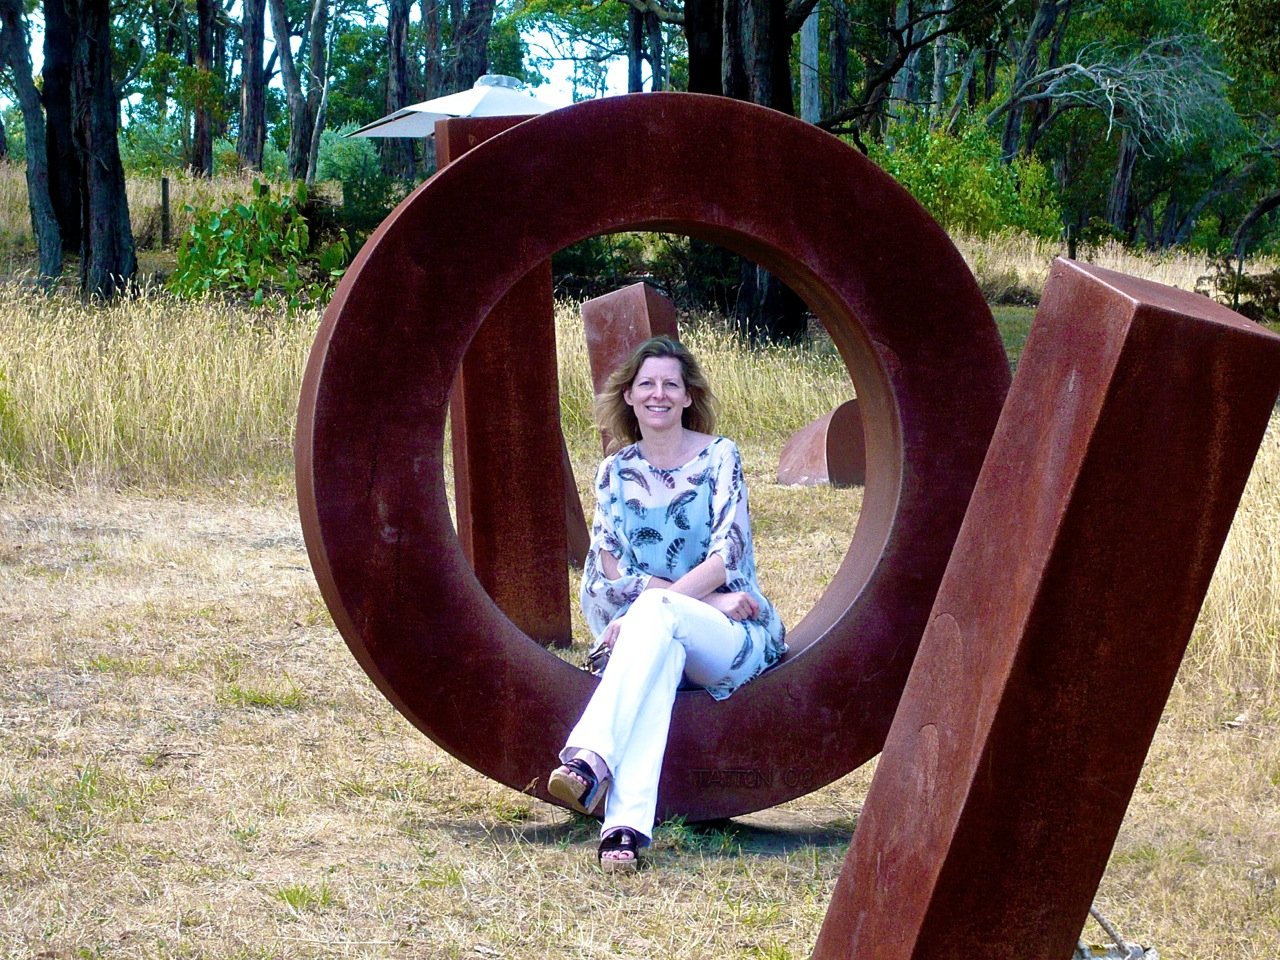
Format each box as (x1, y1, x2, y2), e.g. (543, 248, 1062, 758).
(579, 436, 786, 700)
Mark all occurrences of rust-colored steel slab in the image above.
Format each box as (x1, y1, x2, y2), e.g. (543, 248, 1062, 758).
(295, 93, 1010, 821)
(439, 115, 571, 648)
(572, 281, 681, 562)
(813, 259, 1280, 960)
(581, 281, 680, 396)
(777, 399, 866, 486)
(562, 440, 591, 568)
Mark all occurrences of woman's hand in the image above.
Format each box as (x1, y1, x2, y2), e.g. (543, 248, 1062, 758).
(704, 591, 759, 621)
(601, 620, 622, 650)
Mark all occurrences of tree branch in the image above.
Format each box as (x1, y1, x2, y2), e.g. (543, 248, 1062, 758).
(616, 0, 682, 25)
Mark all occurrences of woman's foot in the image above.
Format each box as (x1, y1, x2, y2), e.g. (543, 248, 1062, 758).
(548, 759, 607, 816)
(598, 827, 641, 873)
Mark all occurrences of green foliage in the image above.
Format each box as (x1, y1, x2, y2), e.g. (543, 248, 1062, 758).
(489, 12, 543, 87)
(325, 22, 388, 130)
(552, 233, 646, 297)
(869, 115, 1063, 239)
(1211, 0, 1280, 73)
(315, 126, 397, 231)
(3, 105, 25, 160)
(120, 115, 188, 175)
(551, 232, 739, 311)
(168, 181, 348, 308)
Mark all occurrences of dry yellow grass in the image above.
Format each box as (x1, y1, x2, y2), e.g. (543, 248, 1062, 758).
(954, 232, 1280, 304)
(0, 286, 314, 489)
(1, 283, 1278, 958)
(0, 426, 1276, 959)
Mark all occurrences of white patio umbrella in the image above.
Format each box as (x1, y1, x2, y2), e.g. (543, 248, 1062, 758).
(349, 74, 562, 138)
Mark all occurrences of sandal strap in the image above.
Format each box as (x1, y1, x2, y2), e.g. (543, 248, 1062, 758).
(599, 827, 639, 856)
(563, 759, 596, 797)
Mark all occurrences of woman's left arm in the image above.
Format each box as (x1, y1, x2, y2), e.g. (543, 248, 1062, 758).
(665, 554, 726, 599)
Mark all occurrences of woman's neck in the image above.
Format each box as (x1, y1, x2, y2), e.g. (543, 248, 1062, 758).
(638, 427, 697, 468)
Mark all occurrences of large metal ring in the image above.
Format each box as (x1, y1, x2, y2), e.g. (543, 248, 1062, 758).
(296, 93, 1010, 821)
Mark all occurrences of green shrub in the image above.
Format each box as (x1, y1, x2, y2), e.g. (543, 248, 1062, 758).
(869, 114, 1063, 239)
(315, 126, 398, 231)
(168, 180, 348, 308)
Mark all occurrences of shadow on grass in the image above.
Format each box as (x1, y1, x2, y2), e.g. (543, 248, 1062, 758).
(455, 807, 858, 859)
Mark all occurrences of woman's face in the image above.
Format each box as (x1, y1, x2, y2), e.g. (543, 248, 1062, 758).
(624, 356, 692, 435)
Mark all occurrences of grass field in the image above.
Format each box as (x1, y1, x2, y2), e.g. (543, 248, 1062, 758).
(1, 282, 1278, 959)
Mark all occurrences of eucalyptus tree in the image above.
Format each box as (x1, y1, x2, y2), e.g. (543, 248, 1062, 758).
(44, 0, 79, 251)
(69, 0, 137, 298)
(1211, 0, 1280, 255)
(269, 0, 329, 180)
(386, 0, 415, 176)
(239, 0, 269, 169)
(0, 0, 60, 283)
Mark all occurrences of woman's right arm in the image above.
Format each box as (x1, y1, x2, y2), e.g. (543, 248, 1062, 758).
(580, 458, 655, 636)
(599, 548, 672, 590)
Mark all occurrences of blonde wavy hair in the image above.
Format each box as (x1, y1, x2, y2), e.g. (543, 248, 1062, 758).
(596, 336, 717, 450)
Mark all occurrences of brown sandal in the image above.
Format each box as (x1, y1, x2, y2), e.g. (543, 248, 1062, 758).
(548, 759, 607, 816)
(598, 827, 641, 873)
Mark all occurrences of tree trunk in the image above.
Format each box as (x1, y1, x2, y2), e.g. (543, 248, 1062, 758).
(422, 0, 443, 98)
(1106, 128, 1138, 237)
(888, 1, 917, 118)
(0, 0, 61, 283)
(67, 0, 136, 299)
(238, 0, 266, 170)
(827, 0, 850, 114)
(193, 0, 214, 175)
(722, 0, 801, 341)
(684, 0, 722, 95)
(628, 8, 644, 92)
(268, 0, 310, 178)
(0, 113, 6, 158)
(800, 2, 819, 122)
(304, 0, 328, 170)
(721, 0, 792, 115)
(1232, 190, 1280, 257)
(43, 0, 80, 253)
(384, 0, 416, 178)
(1000, 0, 1063, 160)
(445, 0, 496, 93)
(645, 11, 665, 90)
(213, 6, 229, 140)
(931, 33, 949, 123)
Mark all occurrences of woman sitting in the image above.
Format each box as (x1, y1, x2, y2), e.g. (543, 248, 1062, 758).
(548, 335, 786, 871)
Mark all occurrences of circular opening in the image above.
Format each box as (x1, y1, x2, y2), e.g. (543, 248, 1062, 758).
(297, 93, 1009, 821)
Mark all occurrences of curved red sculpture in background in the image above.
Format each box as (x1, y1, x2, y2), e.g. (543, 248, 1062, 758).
(295, 93, 1010, 822)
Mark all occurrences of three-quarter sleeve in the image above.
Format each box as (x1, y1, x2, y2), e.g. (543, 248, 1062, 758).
(579, 457, 652, 638)
(705, 442, 753, 592)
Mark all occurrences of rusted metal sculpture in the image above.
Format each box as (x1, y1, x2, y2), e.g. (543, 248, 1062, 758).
(295, 93, 1010, 821)
(582, 283, 679, 398)
(438, 116, 572, 648)
(812, 259, 1280, 960)
(777, 399, 866, 487)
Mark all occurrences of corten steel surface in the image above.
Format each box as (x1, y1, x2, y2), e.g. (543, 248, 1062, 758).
(439, 116, 571, 648)
(777, 399, 866, 487)
(295, 93, 1010, 821)
(581, 282, 679, 394)
(561, 441, 590, 569)
(813, 259, 1280, 960)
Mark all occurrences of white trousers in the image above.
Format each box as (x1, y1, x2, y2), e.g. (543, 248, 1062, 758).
(561, 589, 745, 841)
